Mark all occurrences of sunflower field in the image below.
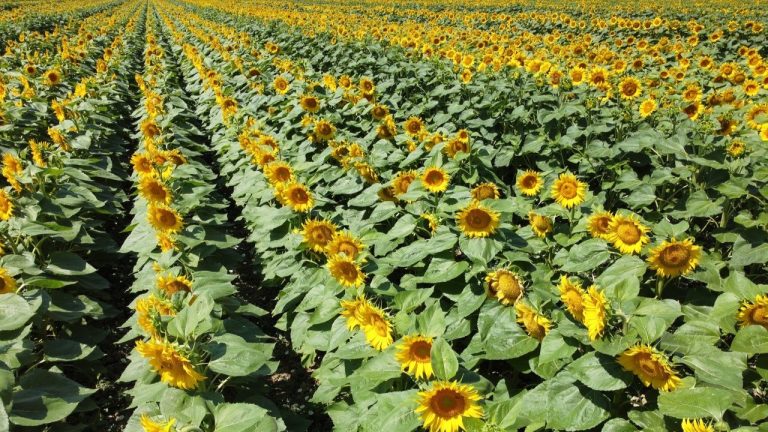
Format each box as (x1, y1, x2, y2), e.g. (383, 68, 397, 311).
(0, 0, 767, 431)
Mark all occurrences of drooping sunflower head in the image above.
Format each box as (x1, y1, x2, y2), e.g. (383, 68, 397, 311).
(647, 238, 701, 278)
(607, 214, 650, 254)
(302, 219, 337, 253)
(404, 117, 425, 137)
(516, 170, 543, 196)
(138, 177, 171, 204)
(139, 414, 176, 432)
(392, 170, 418, 196)
(0, 189, 13, 221)
(471, 182, 500, 201)
(360, 303, 393, 351)
(558, 276, 585, 322)
(340, 296, 371, 330)
(515, 301, 551, 340)
(300, 95, 320, 113)
(327, 254, 365, 288)
(325, 231, 364, 259)
(551, 172, 587, 209)
(681, 418, 714, 432)
(582, 285, 608, 341)
(395, 335, 433, 380)
(456, 201, 500, 238)
(135, 338, 206, 390)
(280, 182, 314, 213)
(263, 161, 294, 185)
(617, 344, 681, 392)
(147, 205, 183, 234)
(737, 295, 768, 329)
(136, 294, 176, 338)
(421, 167, 450, 193)
(415, 381, 483, 432)
(156, 274, 192, 295)
(485, 269, 524, 305)
(528, 212, 553, 238)
(0, 267, 18, 294)
(587, 211, 614, 240)
(619, 76, 642, 99)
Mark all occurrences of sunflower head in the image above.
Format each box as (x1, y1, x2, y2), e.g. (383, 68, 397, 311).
(135, 338, 206, 390)
(587, 211, 614, 240)
(359, 303, 393, 350)
(617, 344, 681, 392)
(639, 98, 657, 117)
(421, 167, 450, 193)
(582, 285, 608, 341)
(404, 117, 425, 137)
(0, 189, 13, 221)
(280, 182, 314, 212)
(619, 76, 642, 99)
(314, 119, 336, 141)
(300, 95, 320, 113)
(551, 172, 587, 209)
(156, 274, 192, 295)
(681, 419, 714, 432)
(132, 152, 154, 176)
(340, 296, 371, 330)
(515, 301, 551, 340)
(147, 205, 183, 234)
(273, 76, 289, 94)
(456, 201, 500, 238)
(302, 219, 337, 253)
(485, 269, 524, 305)
(443, 138, 470, 158)
(263, 161, 294, 185)
(516, 170, 543, 196)
(138, 177, 171, 204)
(140, 414, 176, 432)
(392, 170, 418, 196)
(371, 104, 389, 120)
(558, 276, 585, 322)
(0, 267, 18, 294)
(327, 255, 365, 288)
(726, 140, 746, 157)
(647, 238, 701, 278)
(737, 295, 768, 329)
(471, 182, 500, 201)
(395, 335, 433, 380)
(44, 69, 61, 86)
(136, 294, 176, 338)
(325, 231, 364, 259)
(607, 214, 650, 254)
(415, 381, 484, 432)
(528, 212, 552, 238)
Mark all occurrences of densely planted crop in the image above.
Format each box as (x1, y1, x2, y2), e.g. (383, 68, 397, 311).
(1, 0, 767, 431)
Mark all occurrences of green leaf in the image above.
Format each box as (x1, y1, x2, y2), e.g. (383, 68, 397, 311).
(420, 258, 468, 284)
(207, 334, 274, 377)
(566, 352, 633, 391)
(557, 239, 611, 272)
(46, 252, 96, 276)
(43, 339, 99, 362)
(731, 326, 768, 354)
(679, 347, 747, 391)
(10, 369, 95, 426)
(596, 255, 646, 301)
(521, 372, 610, 431)
(213, 403, 278, 432)
(657, 387, 735, 420)
(0, 295, 34, 331)
(167, 295, 214, 340)
(601, 418, 638, 432)
(431, 337, 458, 380)
(159, 389, 208, 426)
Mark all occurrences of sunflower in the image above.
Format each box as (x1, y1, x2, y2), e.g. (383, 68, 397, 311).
(415, 381, 483, 432)
(156, 274, 192, 295)
(135, 338, 205, 390)
(396, 335, 433, 380)
(760, 125, 768, 142)
(273, 76, 289, 94)
(737, 295, 768, 329)
(470, 182, 499, 201)
(682, 102, 704, 121)
(131, 152, 154, 176)
(421, 167, 450, 193)
(443, 137, 470, 159)
(588, 67, 609, 87)
(2, 153, 22, 192)
(136, 294, 176, 338)
(460, 69, 473, 84)
(314, 119, 336, 142)
(28, 139, 46, 167)
(456, 201, 500, 238)
(515, 302, 551, 340)
(745, 104, 768, 130)
(647, 238, 701, 278)
(141, 119, 161, 140)
(639, 98, 657, 118)
(569, 67, 586, 85)
(404, 117, 425, 137)
(139, 414, 176, 432)
(552, 172, 587, 208)
(681, 419, 714, 432)
(726, 140, 746, 157)
(0, 189, 13, 221)
(618, 77, 642, 99)
(147, 205, 183, 234)
(558, 276, 585, 322)
(300, 95, 320, 113)
(582, 286, 608, 340)
(340, 296, 371, 330)
(371, 104, 389, 120)
(156, 233, 175, 252)
(0, 267, 18, 294)
(263, 161, 294, 185)
(138, 177, 171, 204)
(302, 219, 337, 253)
(327, 255, 365, 288)
(325, 231, 364, 259)
(420, 213, 439, 233)
(280, 182, 314, 212)
(516, 170, 543, 196)
(607, 214, 650, 254)
(392, 170, 418, 196)
(359, 77, 375, 96)
(682, 84, 702, 102)
(587, 211, 613, 239)
(617, 344, 681, 392)
(360, 303, 393, 350)
(44, 69, 61, 86)
(485, 269, 524, 305)
(528, 212, 552, 238)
